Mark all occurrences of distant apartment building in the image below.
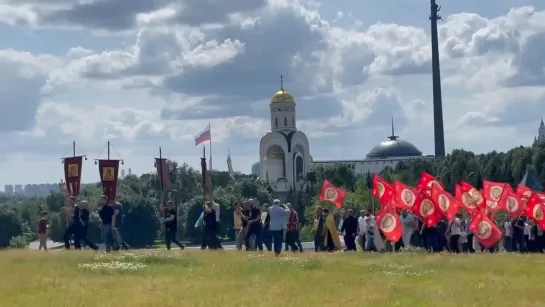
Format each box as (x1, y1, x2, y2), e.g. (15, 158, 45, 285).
(4, 185, 13, 195)
(14, 185, 23, 194)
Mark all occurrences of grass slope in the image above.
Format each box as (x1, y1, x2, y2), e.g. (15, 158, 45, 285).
(1, 250, 544, 307)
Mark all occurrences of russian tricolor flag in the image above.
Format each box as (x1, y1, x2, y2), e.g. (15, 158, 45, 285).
(194, 124, 211, 146)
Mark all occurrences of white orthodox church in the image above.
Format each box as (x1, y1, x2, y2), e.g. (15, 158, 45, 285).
(252, 82, 429, 192)
(258, 82, 310, 193)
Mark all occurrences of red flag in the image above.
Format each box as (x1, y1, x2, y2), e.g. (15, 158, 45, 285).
(376, 202, 402, 243)
(497, 185, 525, 218)
(319, 180, 346, 208)
(414, 190, 442, 227)
(524, 193, 545, 230)
(154, 158, 171, 191)
(416, 171, 444, 191)
(430, 184, 459, 221)
(372, 174, 393, 205)
(98, 159, 120, 201)
(63, 156, 83, 196)
(482, 180, 505, 211)
(393, 181, 419, 210)
(455, 181, 483, 213)
(468, 211, 502, 249)
(516, 184, 533, 199)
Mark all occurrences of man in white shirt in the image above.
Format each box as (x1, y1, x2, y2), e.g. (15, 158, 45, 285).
(357, 210, 366, 251)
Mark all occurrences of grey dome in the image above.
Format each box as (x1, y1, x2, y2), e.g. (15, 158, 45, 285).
(366, 138, 422, 159)
(251, 162, 260, 176)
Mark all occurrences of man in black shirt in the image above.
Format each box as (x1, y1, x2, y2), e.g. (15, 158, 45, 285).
(202, 201, 221, 249)
(243, 200, 263, 251)
(512, 217, 526, 252)
(64, 196, 83, 249)
(340, 209, 358, 251)
(163, 201, 185, 250)
(79, 201, 98, 251)
(98, 195, 115, 253)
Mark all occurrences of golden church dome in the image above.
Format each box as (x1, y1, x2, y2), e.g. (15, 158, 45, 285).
(270, 89, 295, 104)
(308, 154, 313, 162)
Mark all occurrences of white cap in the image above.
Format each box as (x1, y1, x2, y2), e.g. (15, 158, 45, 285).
(273, 199, 280, 206)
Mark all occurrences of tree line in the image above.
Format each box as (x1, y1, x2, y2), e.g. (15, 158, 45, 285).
(2, 143, 545, 248)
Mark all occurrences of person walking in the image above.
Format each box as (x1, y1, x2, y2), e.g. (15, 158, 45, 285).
(162, 201, 185, 250)
(268, 199, 291, 256)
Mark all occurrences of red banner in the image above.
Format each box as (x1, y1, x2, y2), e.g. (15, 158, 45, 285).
(155, 158, 171, 190)
(63, 156, 83, 196)
(98, 159, 120, 201)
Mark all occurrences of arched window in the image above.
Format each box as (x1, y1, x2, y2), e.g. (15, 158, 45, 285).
(275, 118, 278, 127)
(284, 117, 287, 126)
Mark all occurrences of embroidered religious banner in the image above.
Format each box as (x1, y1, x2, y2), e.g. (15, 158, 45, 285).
(63, 156, 83, 196)
(98, 159, 120, 201)
(155, 158, 171, 191)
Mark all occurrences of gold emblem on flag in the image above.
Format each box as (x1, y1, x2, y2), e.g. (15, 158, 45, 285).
(67, 164, 79, 177)
(477, 221, 492, 239)
(420, 199, 434, 216)
(102, 167, 115, 182)
(324, 187, 337, 201)
(401, 189, 415, 207)
(380, 213, 396, 233)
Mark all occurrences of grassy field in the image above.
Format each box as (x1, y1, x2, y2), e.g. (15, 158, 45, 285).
(1, 249, 544, 307)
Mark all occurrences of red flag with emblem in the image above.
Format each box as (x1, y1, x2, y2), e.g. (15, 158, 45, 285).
(372, 174, 393, 206)
(524, 193, 545, 230)
(393, 181, 419, 211)
(497, 185, 525, 218)
(516, 184, 533, 200)
(455, 182, 482, 214)
(416, 171, 444, 192)
(430, 184, 459, 221)
(319, 180, 345, 208)
(375, 201, 402, 243)
(482, 180, 505, 212)
(413, 190, 442, 227)
(468, 210, 502, 249)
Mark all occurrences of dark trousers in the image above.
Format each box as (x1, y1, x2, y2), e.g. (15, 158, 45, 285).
(64, 224, 82, 249)
(537, 235, 545, 253)
(314, 234, 325, 252)
(450, 234, 460, 253)
(512, 234, 525, 252)
(325, 231, 335, 251)
(201, 228, 221, 250)
(81, 226, 99, 250)
(165, 228, 184, 250)
(271, 230, 284, 255)
(394, 239, 405, 252)
(113, 228, 130, 251)
(344, 233, 357, 251)
(245, 226, 263, 251)
(262, 228, 272, 251)
(467, 234, 475, 253)
(286, 230, 303, 252)
(423, 232, 438, 252)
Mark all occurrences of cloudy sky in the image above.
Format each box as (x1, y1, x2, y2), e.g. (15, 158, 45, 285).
(1, 0, 545, 188)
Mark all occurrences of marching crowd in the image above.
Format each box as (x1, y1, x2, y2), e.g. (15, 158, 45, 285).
(36, 194, 544, 255)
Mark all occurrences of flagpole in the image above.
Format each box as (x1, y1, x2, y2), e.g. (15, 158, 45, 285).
(208, 123, 212, 173)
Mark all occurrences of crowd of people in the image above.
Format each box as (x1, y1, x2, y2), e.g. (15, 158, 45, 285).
(36, 193, 544, 255)
(38, 194, 131, 252)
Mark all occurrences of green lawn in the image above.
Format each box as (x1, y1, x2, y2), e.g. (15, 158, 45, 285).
(1, 249, 544, 307)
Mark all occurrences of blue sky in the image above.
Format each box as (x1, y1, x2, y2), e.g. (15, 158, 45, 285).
(1, 0, 545, 188)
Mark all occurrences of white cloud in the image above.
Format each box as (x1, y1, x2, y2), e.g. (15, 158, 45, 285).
(0, 2, 545, 186)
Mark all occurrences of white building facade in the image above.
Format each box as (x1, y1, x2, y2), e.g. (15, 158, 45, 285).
(259, 84, 309, 193)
